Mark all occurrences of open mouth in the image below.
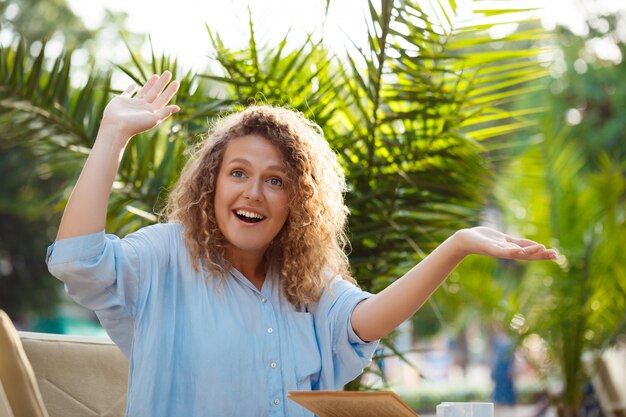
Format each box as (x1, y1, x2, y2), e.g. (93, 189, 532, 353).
(234, 209, 265, 224)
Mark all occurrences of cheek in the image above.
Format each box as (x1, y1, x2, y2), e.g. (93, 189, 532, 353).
(276, 193, 291, 219)
(278, 206, 290, 225)
(213, 183, 230, 224)
(214, 174, 229, 206)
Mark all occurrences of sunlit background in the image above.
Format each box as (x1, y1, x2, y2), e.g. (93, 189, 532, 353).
(1, 0, 625, 415)
(3, 0, 620, 77)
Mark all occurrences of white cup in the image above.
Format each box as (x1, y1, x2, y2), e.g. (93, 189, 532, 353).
(436, 402, 494, 417)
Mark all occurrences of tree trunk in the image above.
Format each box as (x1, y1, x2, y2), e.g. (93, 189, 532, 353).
(556, 400, 582, 417)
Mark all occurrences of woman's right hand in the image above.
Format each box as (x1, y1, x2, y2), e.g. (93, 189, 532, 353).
(101, 71, 180, 142)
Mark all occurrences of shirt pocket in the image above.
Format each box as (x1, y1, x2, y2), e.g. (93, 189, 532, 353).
(288, 311, 322, 389)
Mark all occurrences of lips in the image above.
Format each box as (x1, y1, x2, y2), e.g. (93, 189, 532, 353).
(234, 209, 265, 224)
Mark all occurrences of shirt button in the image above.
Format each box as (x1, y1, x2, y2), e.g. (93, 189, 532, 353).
(274, 399, 280, 405)
(270, 362, 277, 368)
(261, 298, 267, 303)
(267, 327, 273, 334)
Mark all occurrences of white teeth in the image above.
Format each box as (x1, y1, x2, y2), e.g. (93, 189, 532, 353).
(235, 210, 264, 220)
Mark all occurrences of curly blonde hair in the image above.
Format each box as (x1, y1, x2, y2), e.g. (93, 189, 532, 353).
(164, 105, 355, 306)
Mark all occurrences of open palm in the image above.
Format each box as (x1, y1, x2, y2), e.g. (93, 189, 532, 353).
(101, 71, 180, 139)
(457, 226, 557, 260)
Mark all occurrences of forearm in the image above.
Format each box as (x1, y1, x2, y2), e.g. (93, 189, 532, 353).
(351, 232, 466, 341)
(56, 125, 129, 240)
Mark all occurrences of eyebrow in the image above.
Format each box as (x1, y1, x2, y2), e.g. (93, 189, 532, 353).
(226, 157, 287, 173)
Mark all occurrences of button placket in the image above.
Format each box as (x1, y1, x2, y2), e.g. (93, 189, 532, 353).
(260, 291, 282, 415)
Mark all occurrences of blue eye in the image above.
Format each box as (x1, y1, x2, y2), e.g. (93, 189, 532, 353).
(231, 170, 245, 178)
(268, 177, 283, 187)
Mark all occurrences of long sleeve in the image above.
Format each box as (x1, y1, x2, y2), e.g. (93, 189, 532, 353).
(46, 224, 174, 356)
(310, 276, 380, 389)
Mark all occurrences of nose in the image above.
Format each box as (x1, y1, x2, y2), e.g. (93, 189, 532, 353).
(243, 178, 264, 201)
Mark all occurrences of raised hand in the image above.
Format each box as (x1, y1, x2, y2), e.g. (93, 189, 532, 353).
(55, 70, 180, 240)
(101, 71, 180, 140)
(351, 226, 557, 341)
(454, 226, 557, 260)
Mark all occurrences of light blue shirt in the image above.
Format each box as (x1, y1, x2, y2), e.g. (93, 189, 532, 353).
(46, 223, 378, 417)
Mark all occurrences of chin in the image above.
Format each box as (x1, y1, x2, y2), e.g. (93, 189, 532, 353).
(229, 240, 272, 254)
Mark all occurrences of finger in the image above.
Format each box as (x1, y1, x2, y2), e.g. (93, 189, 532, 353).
(519, 244, 546, 254)
(154, 104, 180, 122)
(491, 244, 525, 259)
(522, 252, 556, 261)
(122, 83, 138, 96)
(513, 247, 558, 261)
(135, 74, 160, 98)
(505, 235, 542, 248)
(492, 241, 540, 258)
(531, 249, 558, 260)
(153, 80, 180, 109)
(143, 71, 173, 103)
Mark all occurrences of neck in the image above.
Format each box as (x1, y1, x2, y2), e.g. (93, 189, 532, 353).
(226, 248, 267, 290)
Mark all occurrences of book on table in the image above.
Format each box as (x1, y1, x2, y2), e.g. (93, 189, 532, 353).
(287, 390, 419, 417)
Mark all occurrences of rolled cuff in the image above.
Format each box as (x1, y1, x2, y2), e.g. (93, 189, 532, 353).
(46, 231, 106, 265)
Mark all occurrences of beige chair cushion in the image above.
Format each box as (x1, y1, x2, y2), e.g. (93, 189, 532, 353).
(586, 346, 626, 417)
(0, 379, 16, 417)
(0, 310, 49, 417)
(20, 332, 129, 417)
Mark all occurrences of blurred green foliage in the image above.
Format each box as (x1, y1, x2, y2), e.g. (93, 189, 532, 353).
(455, 13, 626, 417)
(3, 1, 624, 412)
(0, 0, 93, 48)
(0, 0, 548, 324)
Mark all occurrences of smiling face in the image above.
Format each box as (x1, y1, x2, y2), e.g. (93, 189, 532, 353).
(214, 134, 291, 263)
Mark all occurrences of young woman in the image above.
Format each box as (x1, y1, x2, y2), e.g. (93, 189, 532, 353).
(46, 71, 556, 417)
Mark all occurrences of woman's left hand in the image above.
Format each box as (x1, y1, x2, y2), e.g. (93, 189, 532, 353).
(453, 226, 558, 260)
